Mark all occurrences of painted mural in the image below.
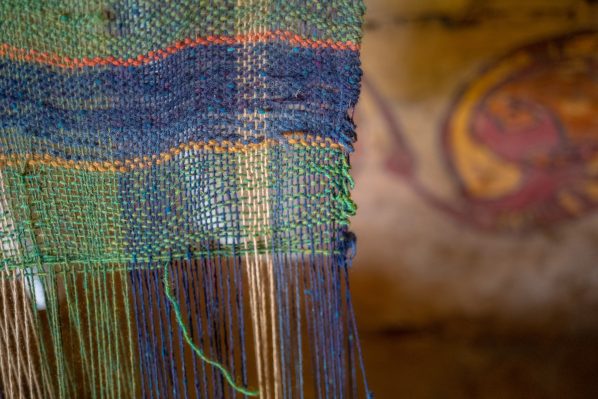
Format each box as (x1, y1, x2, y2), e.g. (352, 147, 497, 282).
(446, 30, 598, 230)
(359, 30, 598, 231)
(351, 2, 598, 396)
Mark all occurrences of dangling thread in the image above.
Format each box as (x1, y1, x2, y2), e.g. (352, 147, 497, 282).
(161, 261, 259, 397)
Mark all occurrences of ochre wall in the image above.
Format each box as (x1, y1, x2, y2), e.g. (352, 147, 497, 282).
(352, 0, 598, 334)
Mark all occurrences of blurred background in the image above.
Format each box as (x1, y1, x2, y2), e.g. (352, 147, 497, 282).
(350, 0, 598, 397)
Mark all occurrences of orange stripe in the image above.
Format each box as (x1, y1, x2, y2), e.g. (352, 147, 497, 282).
(0, 133, 344, 172)
(0, 30, 359, 69)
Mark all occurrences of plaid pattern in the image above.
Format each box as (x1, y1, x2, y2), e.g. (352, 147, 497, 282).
(0, 1, 369, 398)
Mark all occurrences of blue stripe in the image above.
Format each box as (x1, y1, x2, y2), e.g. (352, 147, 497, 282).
(0, 42, 360, 161)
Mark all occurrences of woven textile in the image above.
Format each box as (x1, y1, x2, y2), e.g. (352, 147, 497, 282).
(0, 1, 369, 398)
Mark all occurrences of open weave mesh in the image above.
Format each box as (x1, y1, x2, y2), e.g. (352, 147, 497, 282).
(0, 1, 369, 398)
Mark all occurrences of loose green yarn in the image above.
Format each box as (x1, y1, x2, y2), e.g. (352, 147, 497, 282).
(162, 261, 259, 397)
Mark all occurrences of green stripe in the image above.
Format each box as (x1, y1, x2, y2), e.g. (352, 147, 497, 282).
(1, 144, 354, 270)
(0, 0, 364, 59)
(1, 165, 126, 267)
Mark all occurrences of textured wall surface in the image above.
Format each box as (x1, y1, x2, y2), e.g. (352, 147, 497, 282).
(352, 0, 598, 334)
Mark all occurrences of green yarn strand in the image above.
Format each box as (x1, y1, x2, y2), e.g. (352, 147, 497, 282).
(162, 261, 260, 397)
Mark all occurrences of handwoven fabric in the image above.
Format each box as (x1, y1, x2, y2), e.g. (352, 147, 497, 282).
(0, 1, 369, 398)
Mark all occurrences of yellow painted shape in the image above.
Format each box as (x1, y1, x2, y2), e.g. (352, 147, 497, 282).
(558, 191, 584, 215)
(449, 52, 532, 199)
(585, 180, 598, 201)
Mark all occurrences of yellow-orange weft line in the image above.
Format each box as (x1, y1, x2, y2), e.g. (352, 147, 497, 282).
(0, 134, 343, 173)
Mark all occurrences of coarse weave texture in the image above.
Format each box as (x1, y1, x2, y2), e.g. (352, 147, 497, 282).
(0, 1, 370, 398)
